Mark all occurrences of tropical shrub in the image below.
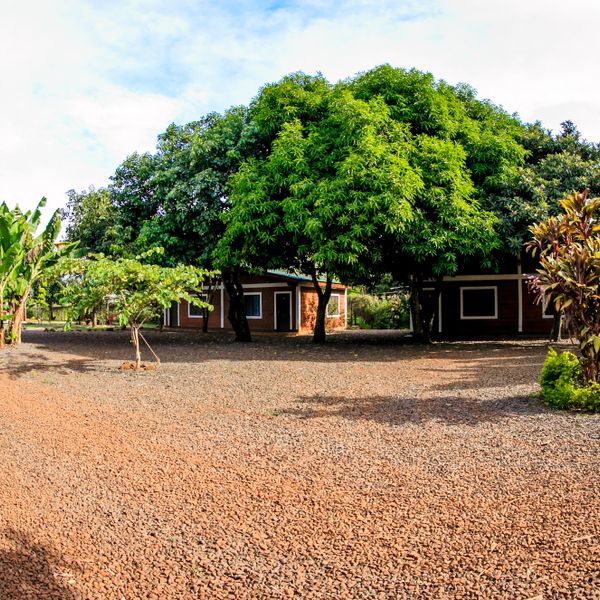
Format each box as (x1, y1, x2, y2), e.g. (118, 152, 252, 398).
(528, 190, 600, 383)
(540, 347, 600, 411)
(349, 293, 409, 329)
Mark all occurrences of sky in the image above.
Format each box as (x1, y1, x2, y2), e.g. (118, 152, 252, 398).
(1, 0, 599, 222)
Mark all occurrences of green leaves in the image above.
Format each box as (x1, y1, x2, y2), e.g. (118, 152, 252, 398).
(529, 190, 600, 382)
(62, 255, 214, 329)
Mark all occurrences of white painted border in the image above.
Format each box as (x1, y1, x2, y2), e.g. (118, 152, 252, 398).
(442, 274, 520, 282)
(274, 291, 293, 331)
(326, 293, 341, 318)
(296, 286, 301, 330)
(517, 262, 523, 332)
(244, 291, 262, 319)
(187, 294, 208, 319)
(344, 288, 348, 328)
(220, 286, 224, 328)
(460, 286, 498, 320)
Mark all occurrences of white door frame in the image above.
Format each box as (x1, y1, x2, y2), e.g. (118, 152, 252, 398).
(274, 291, 293, 331)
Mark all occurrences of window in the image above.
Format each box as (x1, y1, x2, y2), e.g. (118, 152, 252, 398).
(188, 294, 208, 318)
(326, 294, 341, 318)
(460, 286, 497, 319)
(244, 292, 262, 319)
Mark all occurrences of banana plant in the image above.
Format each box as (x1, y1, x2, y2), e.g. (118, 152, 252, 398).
(0, 199, 77, 347)
(0, 202, 29, 348)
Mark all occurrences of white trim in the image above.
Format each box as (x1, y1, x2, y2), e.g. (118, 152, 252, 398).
(241, 282, 301, 289)
(460, 286, 498, 320)
(296, 285, 301, 330)
(274, 291, 293, 331)
(344, 288, 348, 328)
(434, 274, 521, 282)
(175, 303, 180, 327)
(220, 286, 225, 329)
(163, 308, 169, 327)
(187, 294, 208, 319)
(326, 293, 341, 318)
(517, 262, 523, 332)
(244, 291, 262, 319)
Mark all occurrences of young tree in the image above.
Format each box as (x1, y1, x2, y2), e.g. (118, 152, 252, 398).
(63, 255, 213, 368)
(528, 190, 600, 382)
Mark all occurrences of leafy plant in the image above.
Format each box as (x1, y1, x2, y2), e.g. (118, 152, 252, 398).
(528, 190, 600, 382)
(539, 347, 600, 411)
(62, 253, 214, 368)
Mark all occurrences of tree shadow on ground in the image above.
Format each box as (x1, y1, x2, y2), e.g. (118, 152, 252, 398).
(15, 329, 561, 367)
(0, 529, 79, 599)
(282, 350, 553, 426)
(283, 392, 550, 427)
(0, 351, 97, 380)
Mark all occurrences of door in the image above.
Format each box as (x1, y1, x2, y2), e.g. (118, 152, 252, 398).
(275, 292, 292, 332)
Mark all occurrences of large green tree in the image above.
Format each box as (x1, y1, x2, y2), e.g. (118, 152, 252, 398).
(216, 76, 424, 342)
(63, 186, 120, 255)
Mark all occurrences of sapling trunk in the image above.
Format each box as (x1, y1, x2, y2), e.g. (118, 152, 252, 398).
(131, 326, 141, 369)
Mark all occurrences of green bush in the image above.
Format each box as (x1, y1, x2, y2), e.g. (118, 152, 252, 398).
(349, 293, 409, 329)
(539, 347, 600, 411)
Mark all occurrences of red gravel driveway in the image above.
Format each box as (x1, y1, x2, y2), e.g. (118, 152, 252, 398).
(0, 330, 598, 598)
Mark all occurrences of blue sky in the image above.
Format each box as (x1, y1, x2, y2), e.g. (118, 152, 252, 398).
(1, 0, 599, 220)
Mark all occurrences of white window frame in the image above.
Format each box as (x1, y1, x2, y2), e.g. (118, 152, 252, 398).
(326, 293, 341, 318)
(460, 286, 498, 320)
(244, 292, 262, 319)
(274, 291, 293, 330)
(187, 293, 208, 319)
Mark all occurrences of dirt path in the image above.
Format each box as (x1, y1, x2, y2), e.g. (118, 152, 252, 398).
(0, 331, 598, 598)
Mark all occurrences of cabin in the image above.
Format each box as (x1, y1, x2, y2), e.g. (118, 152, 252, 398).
(425, 255, 554, 338)
(164, 271, 348, 334)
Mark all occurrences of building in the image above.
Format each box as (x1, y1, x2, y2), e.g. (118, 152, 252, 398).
(164, 271, 348, 334)
(425, 256, 554, 338)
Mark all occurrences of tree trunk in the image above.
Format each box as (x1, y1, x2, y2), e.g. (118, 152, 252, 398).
(92, 308, 97, 328)
(10, 287, 30, 345)
(223, 271, 251, 342)
(202, 282, 213, 333)
(0, 289, 4, 349)
(49, 303, 54, 321)
(550, 311, 562, 342)
(408, 273, 432, 343)
(310, 271, 332, 344)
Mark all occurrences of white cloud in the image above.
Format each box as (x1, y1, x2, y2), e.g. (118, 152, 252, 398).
(0, 0, 599, 224)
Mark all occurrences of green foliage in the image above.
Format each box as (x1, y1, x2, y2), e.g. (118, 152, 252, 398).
(0, 199, 75, 346)
(528, 190, 600, 382)
(62, 253, 213, 329)
(349, 293, 408, 329)
(61, 253, 214, 365)
(540, 347, 600, 411)
(63, 187, 120, 255)
(108, 108, 248, 267)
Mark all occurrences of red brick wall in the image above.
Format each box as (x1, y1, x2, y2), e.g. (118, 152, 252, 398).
(175, 278, 347, 335)
(299, 286, 346, 334)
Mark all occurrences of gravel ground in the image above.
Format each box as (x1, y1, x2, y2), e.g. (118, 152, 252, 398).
(0, 329, 598, 599)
